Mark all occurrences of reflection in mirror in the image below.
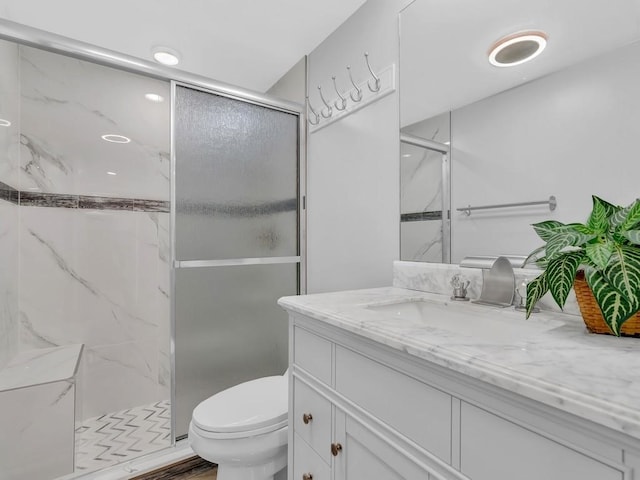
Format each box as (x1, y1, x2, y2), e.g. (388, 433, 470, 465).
(399, 112, 450, 263)
(400, 140, 443, 262)
(399, 0, 640, 264)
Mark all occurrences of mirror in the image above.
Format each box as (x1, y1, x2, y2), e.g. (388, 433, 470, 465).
(399, 0, 640, 263)
(399, 114, 450, 263)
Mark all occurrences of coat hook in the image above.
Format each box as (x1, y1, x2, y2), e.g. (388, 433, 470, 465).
(332, 76, 347, 111)
(364, 52, 380, 92)
(317, 86, 333, 118)
(306, 96, 319, 126)
(346, 66, 363, 102)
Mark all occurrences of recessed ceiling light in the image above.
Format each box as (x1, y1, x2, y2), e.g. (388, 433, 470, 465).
(152, 47, 180, 66)
(107, 171, 117, 176)
(0, 119, 11, 127)
(101, 134, 131, 144)
(488, 30, 548, 67)
(145, 93, 165, 103)
(402, 154, 412, 158)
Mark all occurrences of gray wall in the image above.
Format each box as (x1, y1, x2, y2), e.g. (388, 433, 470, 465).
(267, 56, 306, 105)
(306, 0, 410, 293)
(450, 40, 640, 262)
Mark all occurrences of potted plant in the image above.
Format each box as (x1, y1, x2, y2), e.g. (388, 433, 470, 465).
(525, 195, 640, 336)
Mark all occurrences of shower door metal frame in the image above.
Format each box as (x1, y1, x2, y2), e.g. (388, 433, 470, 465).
(399, 133, 451, 263)
(170, 80, 306, 442)
(0, 17, 307, 451)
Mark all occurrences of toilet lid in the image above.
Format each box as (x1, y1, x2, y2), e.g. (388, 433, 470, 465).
(192, 375, 288, 434)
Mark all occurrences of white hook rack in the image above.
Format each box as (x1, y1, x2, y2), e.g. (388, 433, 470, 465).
(308, 61, 396, 134)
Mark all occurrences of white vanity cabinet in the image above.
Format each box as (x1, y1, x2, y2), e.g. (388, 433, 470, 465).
(287, 313, 638, 480)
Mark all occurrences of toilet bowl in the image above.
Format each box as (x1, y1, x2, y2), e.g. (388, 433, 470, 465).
(189, 372, 289, 480)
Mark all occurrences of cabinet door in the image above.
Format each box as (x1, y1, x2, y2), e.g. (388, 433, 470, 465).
(293, 432, 331, 480)
(293, 378, 333, 464)
(334, 410, 431, 480)
(460, 402, 625, 480)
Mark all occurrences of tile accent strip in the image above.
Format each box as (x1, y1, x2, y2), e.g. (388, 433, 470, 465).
(0, 182, 296, 216)
(0, 180, 19, 205)
(401, 210, 442, 222)
(0, 181, 170, 212)
(21, 191, 79, 208)
(78, 195, 135, 211)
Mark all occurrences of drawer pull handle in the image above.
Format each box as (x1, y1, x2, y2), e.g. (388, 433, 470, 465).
(302, 474, 313, 480)
(302, 413, 313, 424)
(331, 442, 343, 456)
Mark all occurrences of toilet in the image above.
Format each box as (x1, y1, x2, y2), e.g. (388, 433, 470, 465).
(188, 371, 289, 480)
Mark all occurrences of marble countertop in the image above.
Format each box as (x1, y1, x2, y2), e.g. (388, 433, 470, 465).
(0, 344, 83, 392)
(278, 287, 640, 442)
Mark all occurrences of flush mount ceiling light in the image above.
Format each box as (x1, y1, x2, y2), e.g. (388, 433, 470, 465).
(144, 93, 165, 103)
(488, 30, 548, 67)
(0, 119, 11, 127)
(152, 47, 180, 66)
(101, 134, 131, 144)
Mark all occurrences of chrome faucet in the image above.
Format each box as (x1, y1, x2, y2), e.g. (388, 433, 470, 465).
(450, 274, 470, 301)
(460, 256, 515, 307)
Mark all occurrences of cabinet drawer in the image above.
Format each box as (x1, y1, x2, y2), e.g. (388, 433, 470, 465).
(293, 378, 332, 464)
(293, 326, 332, 385)
(293, 432, 331, 480)
(335, 346, 452, 462)
(460, 402, 626, 480)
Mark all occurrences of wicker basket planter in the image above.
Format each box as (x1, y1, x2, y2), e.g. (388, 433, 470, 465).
(574, 271, 640, 337)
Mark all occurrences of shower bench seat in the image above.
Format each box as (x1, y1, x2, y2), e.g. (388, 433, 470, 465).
(0, 344, 83, 480)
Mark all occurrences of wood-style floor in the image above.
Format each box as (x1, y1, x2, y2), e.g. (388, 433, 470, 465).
(130, 456, 217, 480)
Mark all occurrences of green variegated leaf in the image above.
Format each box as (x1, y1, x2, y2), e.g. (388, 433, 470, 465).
(545, 231, 594, 260)
(523, 245, 546, 267)
(603, 245, 640, 299)
(592, 195, 621, 220)
(532, 220, 568, 241)
(611, 201, 635, 228)
(623, 230, 640, 245)
(585, 241, 614, 269)
(587, 196, 609, 233)
(526, 273, 549, 319)
(546, 252, 584, 309)
(621, 199, 640, 232)
(569, 223, 595, 235)
(585, 268, 639, 336)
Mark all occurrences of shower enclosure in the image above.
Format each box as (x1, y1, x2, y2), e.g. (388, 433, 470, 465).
(0, 20, 303, 480)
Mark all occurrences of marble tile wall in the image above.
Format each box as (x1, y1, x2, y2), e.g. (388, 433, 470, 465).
(18, 45, 170, 199)
(19, 199, 170, 418)
(9, 44, 172, 420)
(0, 39, 20, 369)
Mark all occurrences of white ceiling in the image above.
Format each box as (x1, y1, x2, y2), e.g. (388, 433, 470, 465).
(401, 0, 640, 126)
(0, 0, 368, 92)
(4, 0, 640, 123)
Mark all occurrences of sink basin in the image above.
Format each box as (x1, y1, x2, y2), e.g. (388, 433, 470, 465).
(366, 299, 564, 342)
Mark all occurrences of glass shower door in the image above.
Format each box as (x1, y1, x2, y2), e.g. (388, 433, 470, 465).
(172, 84, 300, 438)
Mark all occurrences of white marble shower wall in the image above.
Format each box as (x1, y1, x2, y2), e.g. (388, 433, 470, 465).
(0, 38, 20, 369)
(18, 45, 170, 197)
(15, 45, 171, 419)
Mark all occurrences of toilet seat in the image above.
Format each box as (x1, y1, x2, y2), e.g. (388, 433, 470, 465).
(192, 375, 288, 439)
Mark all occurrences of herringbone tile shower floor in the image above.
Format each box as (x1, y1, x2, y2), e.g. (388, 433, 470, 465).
(75, 400, 171, 472)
